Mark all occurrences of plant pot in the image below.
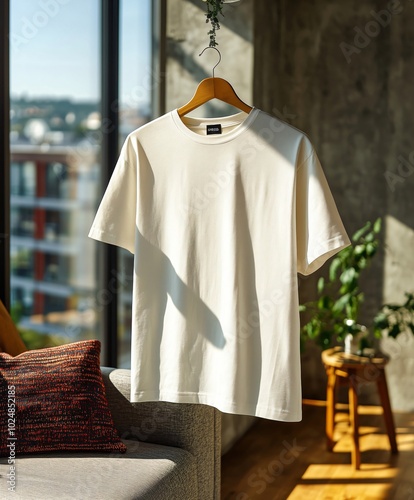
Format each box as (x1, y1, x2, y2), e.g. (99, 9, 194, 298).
(344, 322, 369, 355)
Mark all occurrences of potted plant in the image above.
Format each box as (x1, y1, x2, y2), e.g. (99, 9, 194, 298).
(299, 218, 382, 352)
(373, 292, 414, 339)
(373, 293, 414, 411)
(300, 218, 414, 409)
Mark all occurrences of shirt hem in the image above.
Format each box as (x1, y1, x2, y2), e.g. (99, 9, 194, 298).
(88, 227, 134, 255)
(300, 234, 351, 276)
(130, 390, 302, 422)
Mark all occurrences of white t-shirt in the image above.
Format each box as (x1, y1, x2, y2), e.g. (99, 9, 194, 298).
(89, 108, 350, 421)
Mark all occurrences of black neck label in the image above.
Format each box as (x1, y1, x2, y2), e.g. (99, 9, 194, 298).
(206, 124, 222, 135)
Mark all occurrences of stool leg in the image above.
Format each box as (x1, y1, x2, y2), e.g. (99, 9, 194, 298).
(326, 367, 337, 451)
(348, 370, 360, 469)
(376, 370, 398, 454)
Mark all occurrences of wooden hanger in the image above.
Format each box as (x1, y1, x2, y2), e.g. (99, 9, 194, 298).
(177, 47, 253, 117)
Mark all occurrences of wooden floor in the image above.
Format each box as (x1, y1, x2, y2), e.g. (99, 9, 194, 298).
(221, 401, 414, 500)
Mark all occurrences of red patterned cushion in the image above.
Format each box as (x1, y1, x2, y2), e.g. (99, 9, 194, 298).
(0, 340, 126, 456)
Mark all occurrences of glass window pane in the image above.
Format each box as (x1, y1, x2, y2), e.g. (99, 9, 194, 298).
(10, 161, 36, 197)
(118, 0, 153, 367)
(10, 0, 103, 349)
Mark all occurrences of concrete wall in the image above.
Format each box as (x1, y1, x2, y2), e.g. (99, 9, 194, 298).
(165, 0, 254, 116)
(254, 0, 414, 406)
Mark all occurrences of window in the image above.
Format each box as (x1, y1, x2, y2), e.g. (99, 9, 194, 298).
(11, 207, 34, 238)
(10, 161, 36, 197)
(3, 0, 160, 364)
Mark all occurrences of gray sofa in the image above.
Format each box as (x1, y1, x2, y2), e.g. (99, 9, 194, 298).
(0, 368, 221, 500)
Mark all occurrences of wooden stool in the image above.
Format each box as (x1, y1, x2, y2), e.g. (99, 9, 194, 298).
(321, 347, 398, 469)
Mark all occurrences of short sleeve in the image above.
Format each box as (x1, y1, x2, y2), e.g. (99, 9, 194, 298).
(296, 147, 351, 275)
(88, 137, 137, 254)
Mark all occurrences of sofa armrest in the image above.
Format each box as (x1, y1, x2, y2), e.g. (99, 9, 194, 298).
(101, 367, 221, 500)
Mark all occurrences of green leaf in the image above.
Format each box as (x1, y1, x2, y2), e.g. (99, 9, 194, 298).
(317, 277, 325, 294)
(358, 257, 367, 269)
(366, 242, 377, 257)
(338, 246, 353, 262)
(404, 292, 414, 307)
(352, 221, 371, 242)
(318, 295, 332, 310)
(329, 258, 342, 282)
(299, 304, 307, 313)
(373, 326, 383, 339)
(373, 313, 389, 330)
(345, 302, 355, 320)
(340, 267, 357, 285)
(305, 321, 317, 339)
(390, 324, 401, 338)
(333, 293, 351, 314)
(354, 244, 365, 256)
(373, 217, 382, 234)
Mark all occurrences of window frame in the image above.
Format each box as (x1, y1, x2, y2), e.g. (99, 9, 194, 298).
(0, 1, 11, 311)
(101, 0, 120, 366)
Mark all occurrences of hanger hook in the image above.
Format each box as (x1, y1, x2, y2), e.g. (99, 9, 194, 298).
(199, 46, 222, 78)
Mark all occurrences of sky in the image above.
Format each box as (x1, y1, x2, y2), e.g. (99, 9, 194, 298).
(10, 0, 152, 104)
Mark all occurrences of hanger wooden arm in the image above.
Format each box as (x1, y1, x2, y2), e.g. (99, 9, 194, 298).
(177, 77, 253, 117)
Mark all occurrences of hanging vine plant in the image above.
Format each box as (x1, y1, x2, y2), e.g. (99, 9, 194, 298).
(205, 0, 224, 47)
